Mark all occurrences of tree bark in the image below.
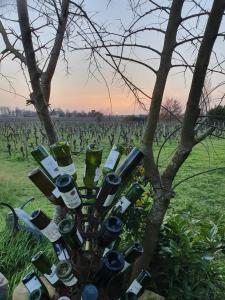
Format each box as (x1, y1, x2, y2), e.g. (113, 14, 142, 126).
(133, 0, 225, 281)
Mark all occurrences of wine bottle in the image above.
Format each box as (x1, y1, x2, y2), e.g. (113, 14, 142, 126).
(52, 238, 70, 261)
(96, 173, 121, 207)
(28, 168, 64, 206)
(56, 260, 78, 288)
(116, 148, 144, 182)
(31, 251, 60, 287)
(83, 143, 102, 190)
(31, 145, 60, 181)
(58, 218, 83, 251)
(120, 292, 138, 300)
(97, 216, 122, 247)
(50, 142, 77, 181)
(121, 243, 143, 272)
(29, 288, 50, 300)
(108, 183, 144, 222)
(103, 144, 124, 175)
(56, 174, 82, 210)
(81, 284, 98, 300)
(22, 271, 49, 295)
(30, 209, 61, 243)
(124, 270, 151, 297)
(93, 250, 125, 287)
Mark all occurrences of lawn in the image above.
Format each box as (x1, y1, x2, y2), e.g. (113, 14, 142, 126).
(0, 138, 225, 299)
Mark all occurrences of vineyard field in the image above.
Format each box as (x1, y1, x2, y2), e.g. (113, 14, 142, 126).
(0, 117, 225, 299)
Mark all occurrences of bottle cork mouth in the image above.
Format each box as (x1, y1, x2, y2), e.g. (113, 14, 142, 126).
(134, 242, 144, 253)
(56, 260, 72, 279)
(104, 250, 124, 271)
(106, 173, 121, 186)
(87, 143, 103, 152)
(106, 216, 122, 233)
(58, 218, 74, 234)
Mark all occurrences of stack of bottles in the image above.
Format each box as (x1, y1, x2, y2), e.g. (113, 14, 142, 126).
(20, 142, 151, 299)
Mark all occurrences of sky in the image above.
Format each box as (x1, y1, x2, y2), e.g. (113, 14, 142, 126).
(0, 0, 224, 115)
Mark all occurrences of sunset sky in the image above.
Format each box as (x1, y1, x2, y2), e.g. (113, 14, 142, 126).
(0, 1, 224, 115)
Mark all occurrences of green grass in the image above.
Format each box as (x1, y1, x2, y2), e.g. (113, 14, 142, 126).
(0, 138, 225, 299)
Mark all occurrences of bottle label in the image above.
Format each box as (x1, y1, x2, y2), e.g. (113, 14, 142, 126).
(52, 187, 61, 198)
(104, 149, 119, 169)
(41, 221, 61, 242)
(44, 265, 59, 285)
(40, 155, 60, 179)
(103, 247, 110, 256)
(94, 167, 100, 182)
(25, 276, 42, 293)
(120, 261, 130, 273)
(127, 279, 142, 295)
(59, 163, 76, 176)
(54, 243, 70, 261)
(61, 187, 81, 209)
(76, 229, 84, 244)
(115, 196, 131, 213)
(103, 193, 116, 207)
(62, 273, 78, 287)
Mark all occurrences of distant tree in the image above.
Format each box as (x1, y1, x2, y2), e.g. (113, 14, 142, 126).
(160, 98, 182, 121)
(207, 105, 225, 125)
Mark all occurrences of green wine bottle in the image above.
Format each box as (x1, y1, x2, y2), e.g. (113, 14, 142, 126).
(58, 218, 84, 251)
(103, 144, 123, 175)
(116, 147, 144, 183)
(31, 251, 60, 287)
(107, 183, 144, 222)
(83, 143, 102, 190)
(31, 145, 60, 181)
(50, 142, 77, 181)
(28, 168, 64, 206)
(56, 260, 78, 288)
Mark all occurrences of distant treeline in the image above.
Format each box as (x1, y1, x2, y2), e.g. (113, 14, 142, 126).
(0, 106, 147, 121)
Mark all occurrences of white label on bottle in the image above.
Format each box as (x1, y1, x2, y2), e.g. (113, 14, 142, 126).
(103, 247, 110, 256)
(25, 276, 42, 293)
(94, 167, 100, 182)
(40, 155, 60, 179)
(115, 196, 131, 213)
(82, 206, 88, 215)
(44, 265, 59, 285)
(52, 187, 61, 198)
(59, 248, 70, 261)
(59, 163, 76, 176)
(61, 187, 81, 209)
(76, 229, 83, 244)
(120, 261, 130, 273)
(62, 274, 78, 287)
(104, 149, 119, 169)
(127, 279, 142, 294)
(41, 221, 61, 242)
(103, 193, 116, 207)
(83, 163, 86, 177)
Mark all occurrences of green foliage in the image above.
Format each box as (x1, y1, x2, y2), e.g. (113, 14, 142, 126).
(150, 213, 225, 299)
(207, 105, 225, 124)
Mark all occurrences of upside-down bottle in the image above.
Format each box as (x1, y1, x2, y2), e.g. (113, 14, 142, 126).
(122, 270, 151, 298)
(121, 242, 144, 272)
(116, 148, 144, 183)
(55, 260, 78, 289)
(108, 183, 144, 222)
(83, 143, 102, 190)
(103, 144, 124, 175)
(56, 174, 82, 210)
(81, 284, 98, 300)
(96, 173, 121, 208)
(93, 250, 125, 287)
(31, 145, 60, 181)
(58, 218, 84, 251)
(97, 216, 123, 248)
(31, 251, 60, 287)
(50, 141, 77, 181)
(28, 168, 64, 206)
